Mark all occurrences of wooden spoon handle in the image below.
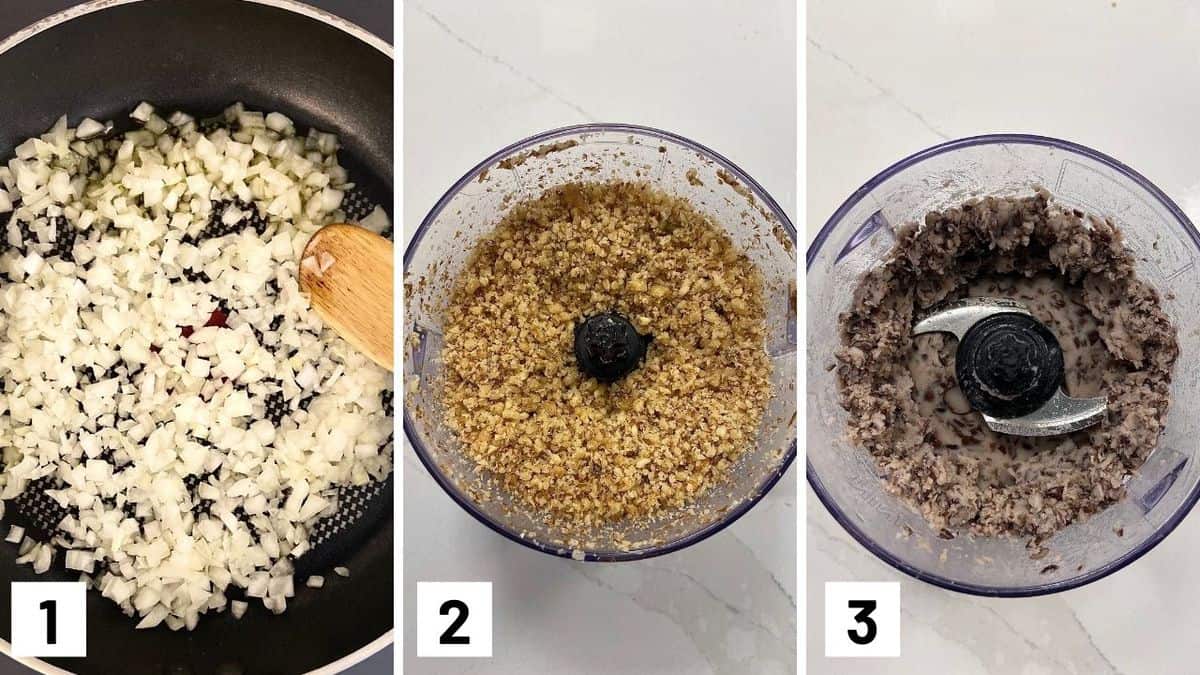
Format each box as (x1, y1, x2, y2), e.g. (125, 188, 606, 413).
(299, 223, 394, 371)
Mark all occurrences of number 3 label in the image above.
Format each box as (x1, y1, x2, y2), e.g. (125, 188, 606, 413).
(846, 599, 877, 645)
(825, 582, 900, 657)
(11, 582, 86, 657)
(417, 582, 492, 658)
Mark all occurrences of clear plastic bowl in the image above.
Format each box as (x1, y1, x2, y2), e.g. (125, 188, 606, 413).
(808, 134, 1200, 595)
(405, 124, 797, 561)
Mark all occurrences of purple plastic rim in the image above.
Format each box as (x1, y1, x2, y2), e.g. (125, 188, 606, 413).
(404, 123, 798, 562)
(807, 133, 1200, 597)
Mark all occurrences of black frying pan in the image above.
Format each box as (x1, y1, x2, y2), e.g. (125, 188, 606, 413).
(0, 1, 392, 673)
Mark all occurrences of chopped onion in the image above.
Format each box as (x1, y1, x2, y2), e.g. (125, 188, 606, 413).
(359, 206, 390, 234)
(135, 605, 168, 630)
(130, 101, 154, 123)
(246, 573, 269, 598)
(0, 102, 392, 630)
(65, 550, 95, 573)
(32, 545, 53, 573)
(75, 118, 109, 140)
(265, 112, 292, 133)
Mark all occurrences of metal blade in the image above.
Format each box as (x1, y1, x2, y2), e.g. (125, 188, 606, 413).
(981, 389, 1107, 436)
(913, 297, 1032, 340)
(914, 296, 1106, 436)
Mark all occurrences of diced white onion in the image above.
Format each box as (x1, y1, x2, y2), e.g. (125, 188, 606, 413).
(130, 101, 155, 123)
(75, 118, 109, 140)
(0, 102, 393, 631)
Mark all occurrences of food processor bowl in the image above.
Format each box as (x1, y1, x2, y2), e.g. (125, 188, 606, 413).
(808, 134, 1200, 595)
(405, 124, 797, 561)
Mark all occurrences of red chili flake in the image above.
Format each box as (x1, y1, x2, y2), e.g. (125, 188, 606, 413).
(180, 309, 227, 340)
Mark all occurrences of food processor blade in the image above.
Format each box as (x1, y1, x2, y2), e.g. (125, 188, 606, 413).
(981, 389, 1107, 437)
(913, 297, 1033, 340)
(914, 297, 1107, 436)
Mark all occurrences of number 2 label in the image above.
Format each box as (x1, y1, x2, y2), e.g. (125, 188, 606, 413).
(417, 582, 492, 657)
(439, 599, 470, 645)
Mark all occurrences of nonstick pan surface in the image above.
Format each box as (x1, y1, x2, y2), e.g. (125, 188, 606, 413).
(0, 1, 393, 673)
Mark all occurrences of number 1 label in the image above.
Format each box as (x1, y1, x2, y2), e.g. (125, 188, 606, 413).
(39, 600, 57, 645)
(11, 582, 86, 657)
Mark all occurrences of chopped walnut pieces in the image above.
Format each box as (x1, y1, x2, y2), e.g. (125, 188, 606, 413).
(440, 181, 770, 531)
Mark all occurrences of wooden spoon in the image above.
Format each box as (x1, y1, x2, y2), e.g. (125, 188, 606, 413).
(299, 223, 393, 371)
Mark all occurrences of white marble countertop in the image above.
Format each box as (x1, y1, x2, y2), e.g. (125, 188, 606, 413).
(808, 1, 1200, 673)
(403, 1, 796, 673)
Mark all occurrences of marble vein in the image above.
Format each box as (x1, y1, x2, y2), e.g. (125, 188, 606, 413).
(811, 503, 1126, 673)
(807, 36, 950, 141)
(980, 605, 1080, 675)
(413, 3, 598, 121)
(728, 530, 797, 609)
(574, 560, 787, 645)
(572, 567, 721, 674)
(670, 566, 785, 641)
(1066, 606, 1122, 675)
(897, 604, 991, 673)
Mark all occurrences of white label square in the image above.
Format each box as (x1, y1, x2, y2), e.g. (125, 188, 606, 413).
(416, 582, 492, 658)
(824, 581, 900, 657)
(11, 582, 87, 657)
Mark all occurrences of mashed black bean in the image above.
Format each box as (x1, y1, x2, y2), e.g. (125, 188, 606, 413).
(836, 190, 1177, 538)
